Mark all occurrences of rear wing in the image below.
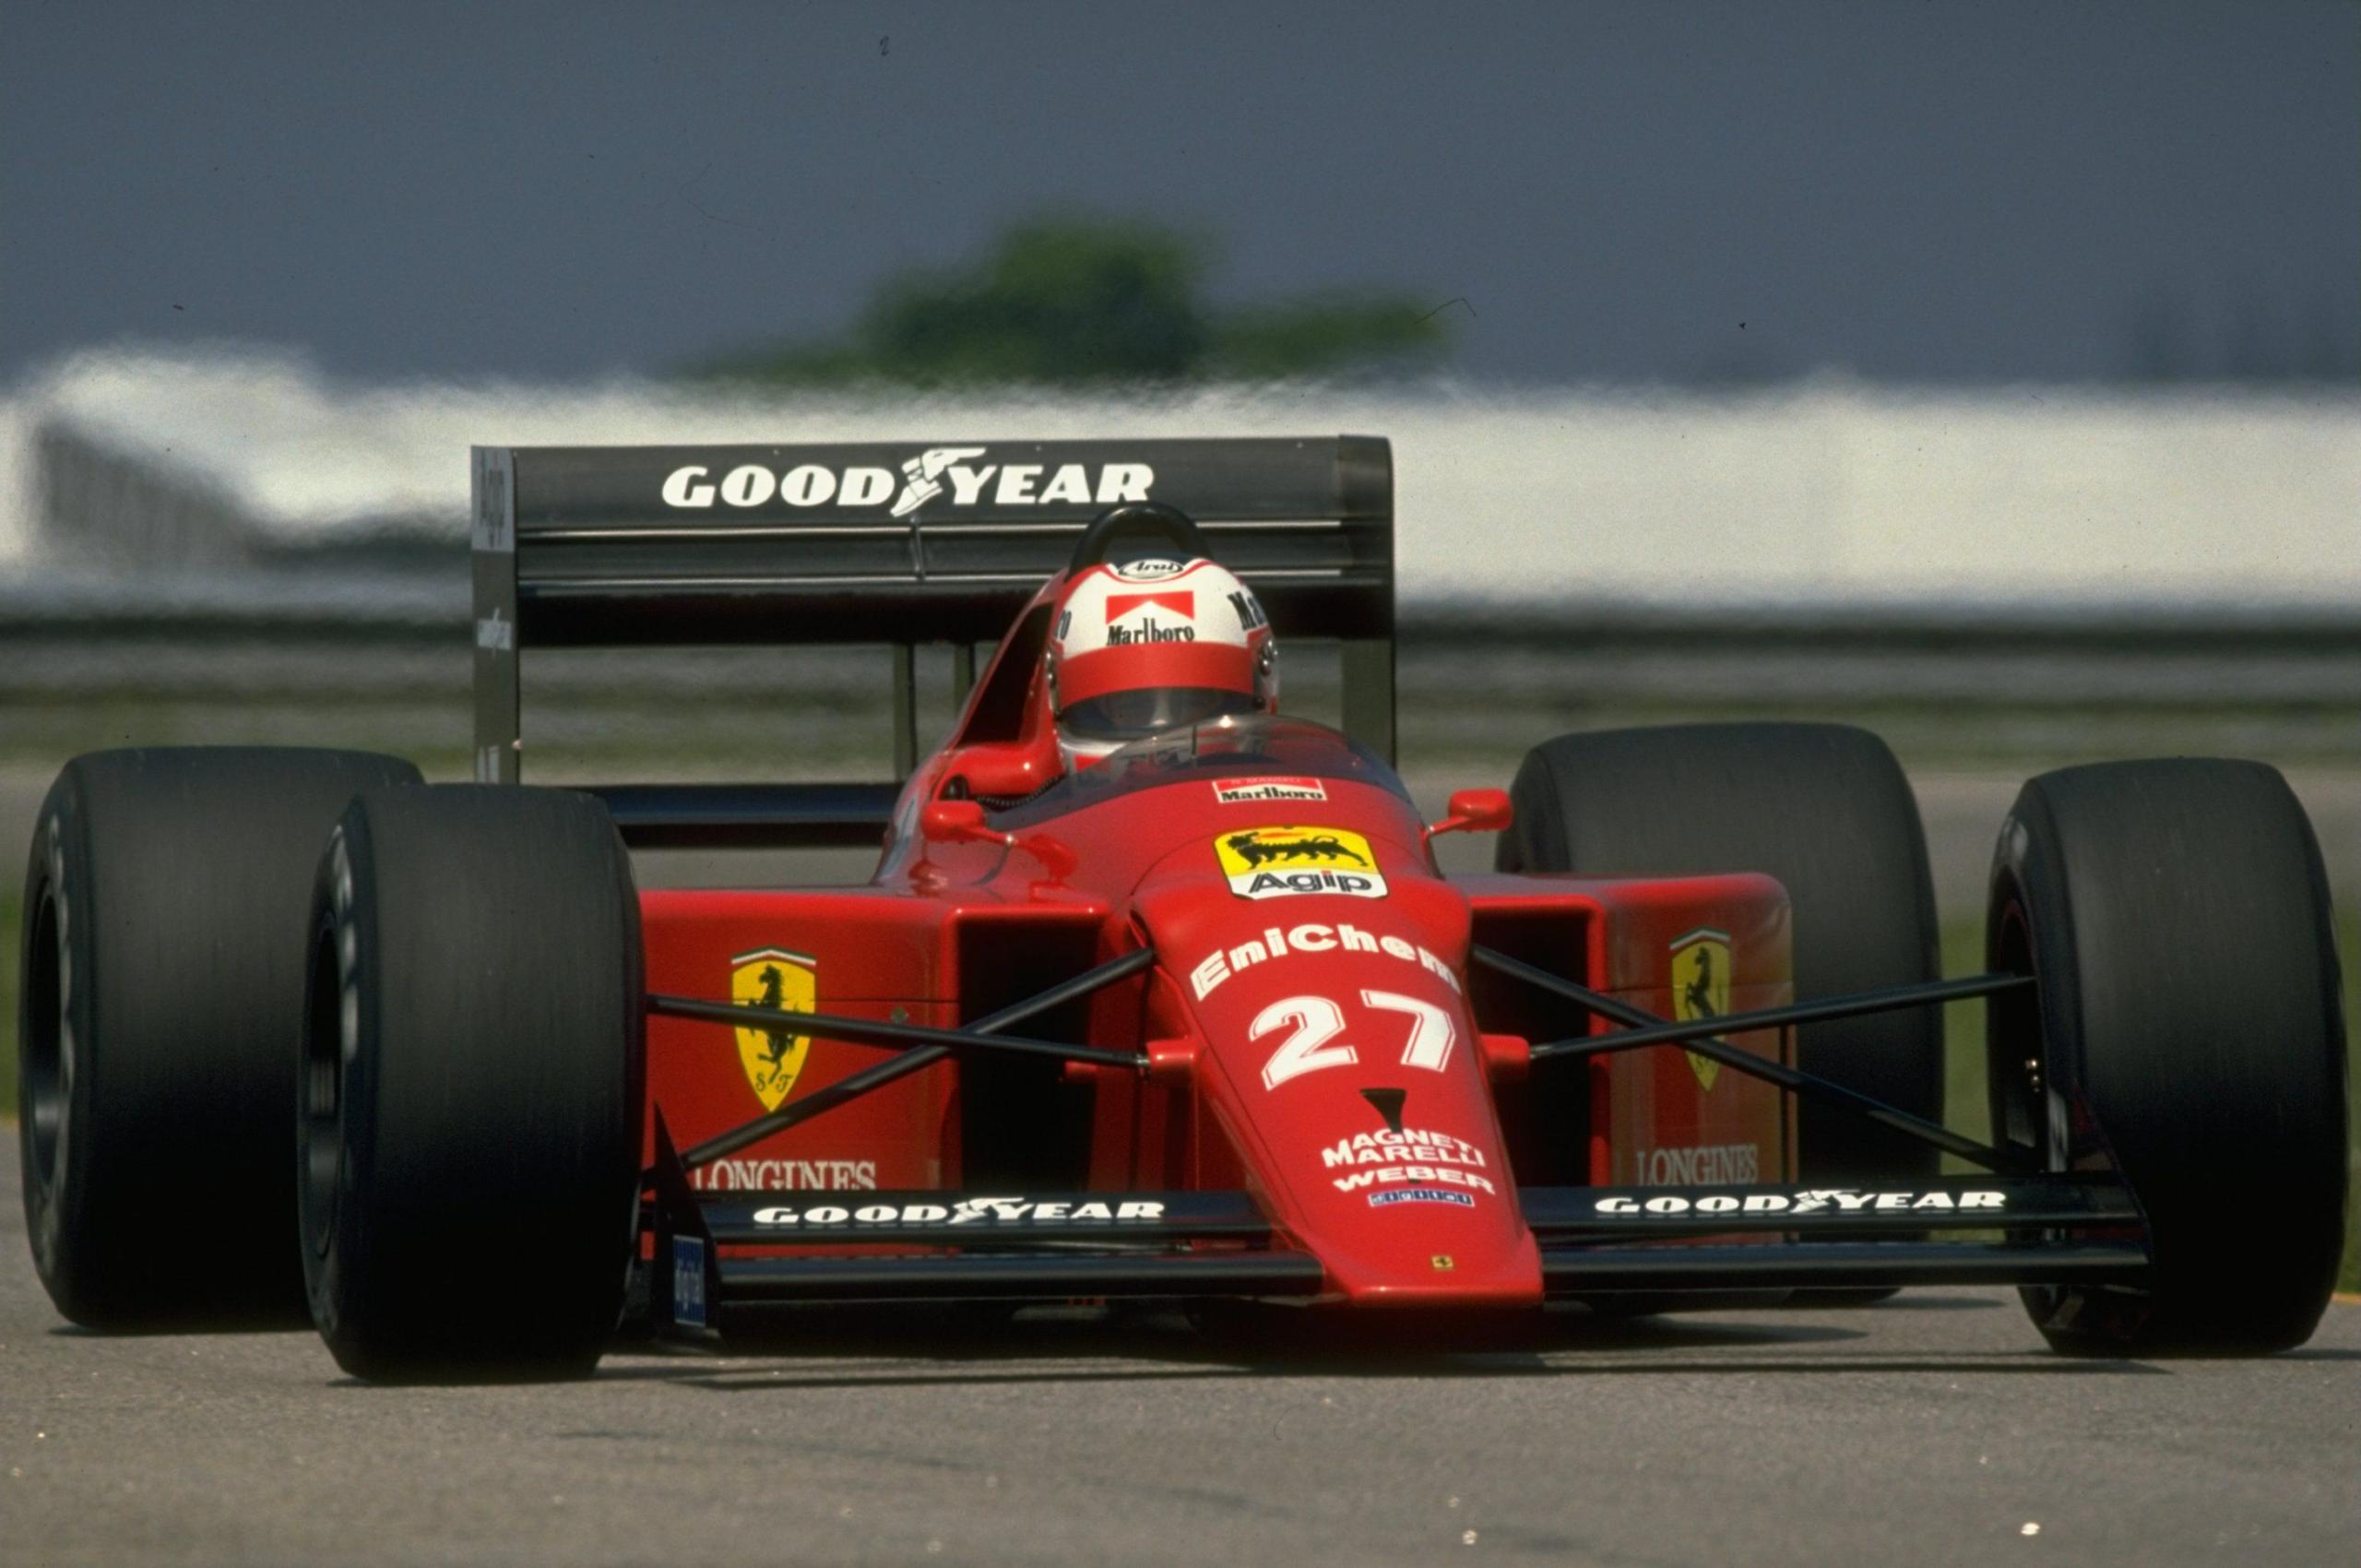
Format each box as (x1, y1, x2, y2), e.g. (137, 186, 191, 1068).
(470, 437, 1394, 839)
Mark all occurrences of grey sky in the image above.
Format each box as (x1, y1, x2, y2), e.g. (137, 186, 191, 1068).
(4, 1, 2355, 386)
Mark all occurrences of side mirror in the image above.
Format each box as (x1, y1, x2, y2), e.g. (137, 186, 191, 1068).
(920, 799, 1003, 846)
(1427, 787, 1513, 840)
(945, 744, 1053, 802)
(920, 797, 1073, 882)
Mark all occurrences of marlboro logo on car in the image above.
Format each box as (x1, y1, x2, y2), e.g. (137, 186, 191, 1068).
(1213, 777, 1328, 804)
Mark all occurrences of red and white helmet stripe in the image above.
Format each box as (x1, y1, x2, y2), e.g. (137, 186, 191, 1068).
(1050, 557, 1271, 710)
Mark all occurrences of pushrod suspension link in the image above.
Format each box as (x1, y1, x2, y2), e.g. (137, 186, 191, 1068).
(1469, 945, 2034, 1174)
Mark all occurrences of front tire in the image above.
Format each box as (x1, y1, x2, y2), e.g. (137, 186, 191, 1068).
(1987, 759, 2346, 1356)
(300, 785, 645, 1383)
(1501, 723, 1946, 1310)
(18, 747, 421, 1329)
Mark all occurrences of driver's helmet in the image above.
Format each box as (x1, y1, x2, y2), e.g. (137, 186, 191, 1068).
(1046, 554, 1278, 768)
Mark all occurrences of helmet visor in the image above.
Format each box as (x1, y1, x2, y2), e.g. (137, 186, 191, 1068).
(1059, 686, 1258, 742)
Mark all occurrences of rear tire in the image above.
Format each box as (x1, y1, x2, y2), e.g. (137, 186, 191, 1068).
(1501, 722, 1945, 1189)
(300, 785, 645, 1383)
(18, 748, 421, 1330)
(1987, 759, 2346, 1356)
(1501, 723, 1944, 1308)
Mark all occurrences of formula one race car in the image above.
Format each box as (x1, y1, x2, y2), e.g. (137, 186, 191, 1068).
(16, 437, 2348, 1381)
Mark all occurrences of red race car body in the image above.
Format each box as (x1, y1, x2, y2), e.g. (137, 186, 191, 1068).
(641, 718, 1792, 1309)
(18, 435, 2333, 1377)
(461, 435, 2147, 1336)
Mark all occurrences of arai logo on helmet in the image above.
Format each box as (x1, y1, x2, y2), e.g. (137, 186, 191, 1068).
(658, 446, 1156, 516)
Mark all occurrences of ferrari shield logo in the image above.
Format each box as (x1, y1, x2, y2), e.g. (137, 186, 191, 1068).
(731, 948, 817, 1111)
(1668, 928, 1731, 1092)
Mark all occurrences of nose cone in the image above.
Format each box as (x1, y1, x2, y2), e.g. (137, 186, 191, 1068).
(1135, 874, 1542, 1307)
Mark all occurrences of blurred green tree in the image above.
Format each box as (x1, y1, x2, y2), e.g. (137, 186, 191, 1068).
(694, 215, 1453, 386)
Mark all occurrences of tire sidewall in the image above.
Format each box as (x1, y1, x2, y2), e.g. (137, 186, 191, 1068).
(18, 747, 425, 1331)
(298, 785, 644, 1381)
(300, 813, 382, 1358)
(1985, 797, 2100, 1336)
(1985, 800, 2088, 1174)
(19, 770, 95, 1309)
(1987, 763, 2348, 1354)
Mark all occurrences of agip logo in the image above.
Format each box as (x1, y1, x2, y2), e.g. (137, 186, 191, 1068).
(1668, 928, 1730, 1091)
(1214, 826, 1387, 901)
(731, 948, 818, 1110)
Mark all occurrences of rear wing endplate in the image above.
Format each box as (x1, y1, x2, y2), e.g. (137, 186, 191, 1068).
(470, 436, 1395, 786)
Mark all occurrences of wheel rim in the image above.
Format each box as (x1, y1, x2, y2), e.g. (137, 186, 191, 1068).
(1992, 890, 2085, 1324)
(301, 917, 347, 1258)
(23, 885, 67, 1186)
(1988, 897, 2052, 1160)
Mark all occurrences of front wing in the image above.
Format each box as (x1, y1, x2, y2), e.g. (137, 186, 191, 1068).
(636, 941, 2147, 1341)
(648, 1160, 2148, 1337)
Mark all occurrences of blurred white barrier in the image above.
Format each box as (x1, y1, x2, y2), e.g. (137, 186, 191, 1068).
(3, 347, 2356, 609)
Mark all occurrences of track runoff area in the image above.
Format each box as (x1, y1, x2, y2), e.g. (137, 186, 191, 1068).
(1, 1129, 2355, 1568)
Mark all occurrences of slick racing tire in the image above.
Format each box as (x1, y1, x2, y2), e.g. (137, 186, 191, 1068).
(1987, 760, 2346, 1357)
(301, 785, 644, 1383)
(1501, 724, 1944, 1307)
(1501, 723, 1945, 1188)
(18, 747, 422, 1330)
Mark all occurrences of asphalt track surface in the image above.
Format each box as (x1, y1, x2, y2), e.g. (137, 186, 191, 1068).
(3, 1133, 2355, 1567)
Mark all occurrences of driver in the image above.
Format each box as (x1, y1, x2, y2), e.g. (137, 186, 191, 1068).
(1045, 552, 1278, 770)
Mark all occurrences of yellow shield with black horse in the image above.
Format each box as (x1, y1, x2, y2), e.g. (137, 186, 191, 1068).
(730, 948, 817, 1111)
(1668, 928, 1731, 1091)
